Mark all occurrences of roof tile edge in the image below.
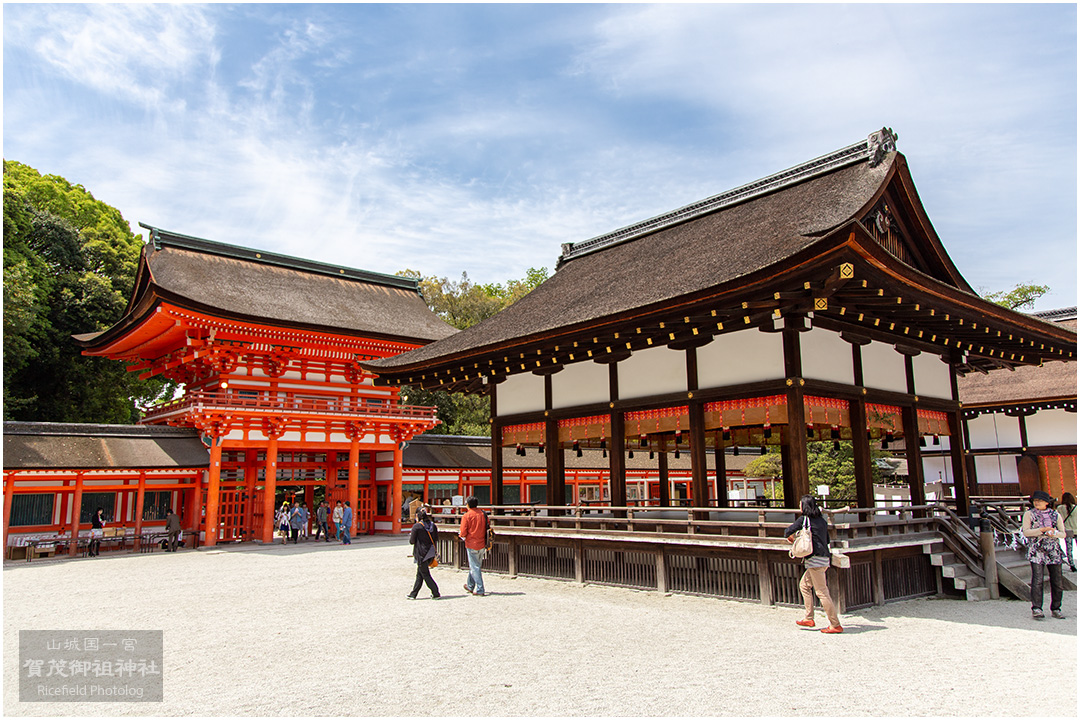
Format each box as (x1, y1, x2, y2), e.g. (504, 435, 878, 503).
(139, 223, 423, 294)
(556, 128, 898, 267)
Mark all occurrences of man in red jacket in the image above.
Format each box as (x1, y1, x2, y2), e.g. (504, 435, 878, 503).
(459, 496, 488, 596)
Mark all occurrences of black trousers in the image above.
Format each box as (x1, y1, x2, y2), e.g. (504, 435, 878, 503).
(410, 560, 440, 598)
(315, 521, 329, 540)
(290, 528, 300, 543)
(1030, 562, 1063, 611)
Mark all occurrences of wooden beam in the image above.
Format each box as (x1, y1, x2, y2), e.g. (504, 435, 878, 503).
(688, 401, 708, 508)
(658, 445, 671, 507)
(901, 406, 925, 508)
(490, 386, 503, 507)
(609, 411, 627, 511)
(849, 398, 874, 509)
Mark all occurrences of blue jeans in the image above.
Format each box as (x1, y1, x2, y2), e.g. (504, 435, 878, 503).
(465, 548, 485, 595)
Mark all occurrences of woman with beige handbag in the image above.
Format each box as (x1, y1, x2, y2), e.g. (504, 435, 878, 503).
(784, 495, 842, 633)
(407, 508, 441, 600)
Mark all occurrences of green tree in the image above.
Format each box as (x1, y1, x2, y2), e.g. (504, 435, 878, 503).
(395, 266, 550, 435)
(743, 442, 889, 502)
(3, 160, 175, 422)
(981, 282, 1050, 311)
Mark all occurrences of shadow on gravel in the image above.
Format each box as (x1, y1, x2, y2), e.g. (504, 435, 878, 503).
(856, 595, 1077, 636)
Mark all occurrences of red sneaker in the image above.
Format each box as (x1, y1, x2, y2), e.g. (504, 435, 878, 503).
(820, 625, 844, 634)
(795, 619, 815, 628)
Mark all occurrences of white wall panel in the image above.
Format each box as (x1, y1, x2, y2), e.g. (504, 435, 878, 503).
(1023, 409, 1077, 447)
(496, 372, 546, 416)
(922, 455, 954, 485)
(552, 361, 609, 409)
(912, 353, 952, 399)
(861, 341, 907, 393)
(697, 330, 784, 389)
(966, 413, 1021, 449)
(974, 454, 1020, 484)
(618, 346, 686, 400)
(801, 327, 854, 385)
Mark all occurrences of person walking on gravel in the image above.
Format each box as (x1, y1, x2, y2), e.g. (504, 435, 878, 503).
(341, 502, 353, 545)
(407, 508, 441, 600)
(315, 501, 330, 542)
(1059, 492, 1076, 572)
(332, 501, 344, 542)
(459, 496, 489, 596)
(784, 495, 842, 634)
(1022, 490, 1067, 619)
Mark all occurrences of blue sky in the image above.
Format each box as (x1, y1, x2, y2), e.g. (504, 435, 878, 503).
(4, 4, 1076, 309)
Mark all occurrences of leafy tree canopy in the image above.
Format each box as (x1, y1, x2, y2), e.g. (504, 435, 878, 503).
(395, 266, 550, 435)
(980, 282, 1050, 311)
(743, 442, 890, 502)
(3, 160, 175, 423)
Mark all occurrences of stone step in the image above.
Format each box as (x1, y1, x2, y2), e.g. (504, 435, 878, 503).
(965, 586, 992, 602)
(930, 552, 956, 567)
(950, 569, 983, 590)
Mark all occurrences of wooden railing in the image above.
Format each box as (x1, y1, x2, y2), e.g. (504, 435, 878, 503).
(141, 390, 438, 423)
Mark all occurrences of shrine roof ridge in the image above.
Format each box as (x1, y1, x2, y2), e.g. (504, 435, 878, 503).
(3, 421, 201, 438)
(140, 224, 422, 294)
(557, 128, 898, 267)
(1031, 307, 1077, 322)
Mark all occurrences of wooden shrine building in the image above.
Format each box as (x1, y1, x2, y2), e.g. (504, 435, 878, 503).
(70, 228, 456, 545)
(365, 129, 1078, 513)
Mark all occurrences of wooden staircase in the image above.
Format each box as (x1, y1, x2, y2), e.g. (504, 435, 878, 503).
(925, 542, 991, 601)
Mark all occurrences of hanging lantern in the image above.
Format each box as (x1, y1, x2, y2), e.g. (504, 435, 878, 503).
(649, 451, 655, 460)
(830, 426, 841, 440)
(674, 448, 680, 459)
(628, 449, 634, 459)
(538, 443, 545, 454)
(759, 447, 767, 455)
(733, 446, 740, 456)
(833, 440, 841, 451)
(918, 436, 926, 448)
(881, 439, 889, 450)
(603, 447, 608, 458)
(516, 444, 525, 456)
(576, 445, 583, 458)
(764, 424, 772, 439)
(640, 436, 648, 448)
(600, 439, 607, 450)
(806, 425, 814, 439)
(932, 434, 940, 445)
(722, 428, 731, 441)
(573, 441, 580, 452)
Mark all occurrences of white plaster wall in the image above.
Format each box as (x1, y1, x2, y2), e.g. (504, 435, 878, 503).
(226, 429, 246, 441)
(281, 371, 303, 380)
(376, 452, 394, 462)
(306, 432, 326, 443)
(376, 467, 395, 481)
(1023, 409, 1077, 447)
(801, 327, 854, 385)
(552, 361, 609, 409)
(861, 341, 908, 393)
(497, 372, 546, 416)
(697, 330, 784, 389)
(974, 454, 1020, 484)
(618, 346, 687, 400)
(329, 433, 351, 444)
(279, 432, 302, 442)
(247, 430, 267, 442)
(912, 353, 952, 399)
(922, 455, 954, 485)
(966, 414, 1022, 449)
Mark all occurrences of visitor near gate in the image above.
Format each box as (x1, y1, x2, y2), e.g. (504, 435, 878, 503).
(784, 495, 842, 633)
(299, 502, 310, 540)
(1022, 490, 1067, 619)
(277, 502, 291, 545)
(289, 503, 303, 544)
(407, 507, 441, 600)
(341, 502, 353, 545)
(459, 496, 489, 596)
(166, 509, 182, 552)
(1059, 492, 1076, 572)
(332, 501, 344, 541)
(88, 507, 106, 557)
(315, 501, 330, 542)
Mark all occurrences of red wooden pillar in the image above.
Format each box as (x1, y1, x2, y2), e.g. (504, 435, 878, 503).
(69, 473, 84, 556)
(205, 433, 224, 547)
(133, 472, 147, 550)
(391, 442, 404, 533)
(3, 473, 15, 551)
(348, 427, 360, 536)
(262, 431, 280, 543)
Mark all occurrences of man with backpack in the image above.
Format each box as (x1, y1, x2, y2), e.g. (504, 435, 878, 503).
(459, 496, 490, 596)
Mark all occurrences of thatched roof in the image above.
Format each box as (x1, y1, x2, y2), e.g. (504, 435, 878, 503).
(3, 422, 209, 470)
(76, 226, 457, 350)
(958, 316, 1076, 406)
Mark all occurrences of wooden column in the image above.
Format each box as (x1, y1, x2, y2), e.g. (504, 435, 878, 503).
(658, 444, 671, 507)
(133, 472, 147, 551)
(783, 326, 809, 507)
(391, 442, 404, 532)
(261, 432, 280, 543)
(714, 446, 729, 508)
(204, 433, 224, 547)
(3, 473, 15, 551)
(68, 473, 84, 556)
(780, 444, 796, 507)
(947, 411, 970, 512)
(490, 384, 503, 506)
(901, 406, 926, 507)
(688, 402, 709, 508)
(609, 410, 627, 509)
(848, 398, 874, 509)
(348, 428, 360, 536)
(545, 417, 566, 507)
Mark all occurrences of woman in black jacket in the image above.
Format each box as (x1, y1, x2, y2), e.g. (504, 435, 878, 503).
(89, 507, 106, 557)
(407, 508, 441, 600)
(784, 495, 842, 633)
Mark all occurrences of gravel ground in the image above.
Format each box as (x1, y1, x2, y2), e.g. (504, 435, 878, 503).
(4, 536, 1076, 718)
